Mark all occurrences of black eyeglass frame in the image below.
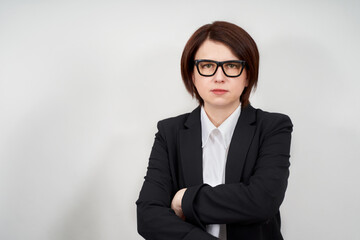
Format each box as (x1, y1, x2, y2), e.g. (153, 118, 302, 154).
(194, 59, 247, 77)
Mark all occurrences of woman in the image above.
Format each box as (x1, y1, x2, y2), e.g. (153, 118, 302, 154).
(136, 21, 293, 240)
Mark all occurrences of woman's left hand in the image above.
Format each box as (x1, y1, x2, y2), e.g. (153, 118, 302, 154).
(171, 188, 187, 220)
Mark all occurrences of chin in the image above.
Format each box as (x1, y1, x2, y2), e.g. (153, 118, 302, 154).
(206, 98, 240, 108)
(206, 101, 232, 108)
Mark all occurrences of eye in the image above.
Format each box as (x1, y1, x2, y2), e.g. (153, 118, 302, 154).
(225, 63, 240, 69)
(199, 62, 216, 69)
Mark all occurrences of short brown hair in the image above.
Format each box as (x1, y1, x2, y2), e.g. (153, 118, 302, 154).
(181, 21, 259, 107)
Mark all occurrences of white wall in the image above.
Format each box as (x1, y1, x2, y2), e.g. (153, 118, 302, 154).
(1, 0, 359, 239)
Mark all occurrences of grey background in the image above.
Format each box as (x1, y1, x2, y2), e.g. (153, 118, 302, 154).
(1, 0, 359, 239)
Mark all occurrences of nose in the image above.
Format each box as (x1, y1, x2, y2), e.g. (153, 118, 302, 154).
(213, 65, 226, 83)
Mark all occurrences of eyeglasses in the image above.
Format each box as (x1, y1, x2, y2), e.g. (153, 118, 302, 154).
(194, 59, 246, 77)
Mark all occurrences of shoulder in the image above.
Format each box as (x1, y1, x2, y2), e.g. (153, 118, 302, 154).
(252, 106, 293, 135)
(152, 111, 195, 145)
(157, 112, 190, 131)
(156, 106, 200, 130)
(255, 107, 292, 125)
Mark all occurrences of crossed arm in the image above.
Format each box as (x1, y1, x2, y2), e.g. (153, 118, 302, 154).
(136, 122, 217, 240)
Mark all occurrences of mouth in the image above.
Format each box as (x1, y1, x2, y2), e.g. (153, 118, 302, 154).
(211, 89, 228, 95)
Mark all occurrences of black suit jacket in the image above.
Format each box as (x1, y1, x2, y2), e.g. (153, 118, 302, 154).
(136, 104, 293, 240)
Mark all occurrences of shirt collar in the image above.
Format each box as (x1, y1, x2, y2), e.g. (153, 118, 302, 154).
(201, 104, 241, 148)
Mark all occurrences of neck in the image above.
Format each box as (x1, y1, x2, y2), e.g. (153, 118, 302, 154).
(203, 101, 241, 127)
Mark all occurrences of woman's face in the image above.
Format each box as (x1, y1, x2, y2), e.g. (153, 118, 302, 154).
(193, 39, 248, 110)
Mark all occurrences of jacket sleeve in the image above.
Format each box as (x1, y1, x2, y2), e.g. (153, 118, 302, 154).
(182, 114, 293, 226)
(136, 121, 218, 240)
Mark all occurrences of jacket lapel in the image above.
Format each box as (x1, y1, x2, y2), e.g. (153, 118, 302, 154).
(225, 104, 257, 183)
(179, 106, 203, 187)
(179, 105, 257, 186)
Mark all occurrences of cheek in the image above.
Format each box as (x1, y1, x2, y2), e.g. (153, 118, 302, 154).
(194, 80, 204, 93)
(193, 78, 209, 99)
(193, 75, 204, 91)
(231, 80, 248, 96)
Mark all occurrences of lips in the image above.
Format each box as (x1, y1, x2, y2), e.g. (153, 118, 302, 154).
(211, 89, 228, 95)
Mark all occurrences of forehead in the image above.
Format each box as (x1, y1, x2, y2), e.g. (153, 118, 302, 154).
(194, 39, 239, 61)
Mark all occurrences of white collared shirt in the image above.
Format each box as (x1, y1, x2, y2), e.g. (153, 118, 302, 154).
(200, 104, 241, 240)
